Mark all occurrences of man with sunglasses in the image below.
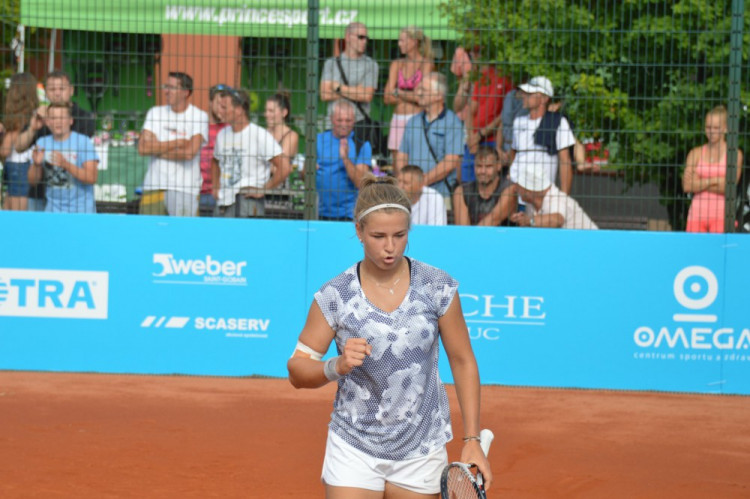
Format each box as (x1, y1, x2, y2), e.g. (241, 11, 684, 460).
(320, 22, 379, 132)
(137, 71, 209, 216)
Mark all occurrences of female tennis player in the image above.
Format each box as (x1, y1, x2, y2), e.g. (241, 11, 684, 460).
(288, 175, 492, 498)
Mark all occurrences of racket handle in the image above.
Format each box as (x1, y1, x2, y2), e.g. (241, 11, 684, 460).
(479, 428, 494, 457)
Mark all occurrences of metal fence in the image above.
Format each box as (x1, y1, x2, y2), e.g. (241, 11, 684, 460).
(1, 0, 747, 231)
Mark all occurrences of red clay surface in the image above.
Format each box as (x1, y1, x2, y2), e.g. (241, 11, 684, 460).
(0, 371, 748, 498)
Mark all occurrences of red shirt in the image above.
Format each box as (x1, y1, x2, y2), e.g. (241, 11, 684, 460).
(200, 122, 227, 194)
(472, 67, 512, 130)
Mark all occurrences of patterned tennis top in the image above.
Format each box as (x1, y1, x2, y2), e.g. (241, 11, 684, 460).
(314, 257, 458, 460)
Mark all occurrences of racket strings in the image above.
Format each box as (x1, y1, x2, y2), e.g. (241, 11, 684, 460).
(444, 466, 482, 499)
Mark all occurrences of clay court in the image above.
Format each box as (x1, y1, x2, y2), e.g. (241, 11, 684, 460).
(0, 371, 748, 498)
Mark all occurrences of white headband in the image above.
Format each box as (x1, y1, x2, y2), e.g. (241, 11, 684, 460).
(356, 203, 410, 222)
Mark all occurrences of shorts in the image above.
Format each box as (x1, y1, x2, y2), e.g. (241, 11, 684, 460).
(686, 217, 724, 233)
(140, 190, 199, 217)
(388, 113, 417, 152)
(215, 194, 265, 218)
(321, 429, 447, 494)
(199, 193, 216, 217)
(4, 161, 31, 197)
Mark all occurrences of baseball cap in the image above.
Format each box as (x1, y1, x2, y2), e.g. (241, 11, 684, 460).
(519, 76, 554, 97)
(516, 166, 552, 192)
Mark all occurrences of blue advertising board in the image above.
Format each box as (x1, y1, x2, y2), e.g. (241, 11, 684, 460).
(0, 212, 747, 394)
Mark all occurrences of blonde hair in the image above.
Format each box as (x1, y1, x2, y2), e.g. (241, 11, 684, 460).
(401, 26, 433, 62)
(706, 105, 727, 127)
(354, 175, 412, 226)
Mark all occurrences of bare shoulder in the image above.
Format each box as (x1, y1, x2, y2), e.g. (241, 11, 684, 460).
(686, 145, 703, 164)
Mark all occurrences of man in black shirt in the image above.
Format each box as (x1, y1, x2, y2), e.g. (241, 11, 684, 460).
(452, 146, 515, 226)
(15, 70, 96, 211)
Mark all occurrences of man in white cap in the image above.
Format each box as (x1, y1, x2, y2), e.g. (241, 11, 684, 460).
(507, 76, 575, 194)
(509, 165, 597, 229)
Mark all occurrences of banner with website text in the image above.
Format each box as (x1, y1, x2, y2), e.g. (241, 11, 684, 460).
(0, 212, 747, 395)
(20, 0, 453, 40)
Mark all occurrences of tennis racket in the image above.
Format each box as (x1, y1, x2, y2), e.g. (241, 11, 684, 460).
(440, 428, 494, 499)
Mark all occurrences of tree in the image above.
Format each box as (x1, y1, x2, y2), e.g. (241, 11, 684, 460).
(440, 0, 749, 229)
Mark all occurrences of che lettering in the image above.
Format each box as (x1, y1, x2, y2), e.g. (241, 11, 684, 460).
(460, 294, 546, 320)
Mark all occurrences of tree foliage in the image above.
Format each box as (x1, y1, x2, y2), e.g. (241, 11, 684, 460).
(440, 0, 749, 222)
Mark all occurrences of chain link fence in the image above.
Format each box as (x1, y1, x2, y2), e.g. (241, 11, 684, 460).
(1, 0, 747, 231)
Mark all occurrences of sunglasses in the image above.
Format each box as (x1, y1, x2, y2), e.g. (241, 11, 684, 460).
(211, 83, 232, 93)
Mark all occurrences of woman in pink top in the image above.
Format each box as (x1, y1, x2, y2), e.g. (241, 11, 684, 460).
(683, 105, 743, 233)
(384, 26, 434, 158)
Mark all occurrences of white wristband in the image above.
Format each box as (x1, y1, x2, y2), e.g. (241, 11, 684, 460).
(323, 356, 343, 382)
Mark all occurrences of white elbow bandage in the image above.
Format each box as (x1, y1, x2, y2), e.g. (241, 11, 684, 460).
(291, 341, 325, 361)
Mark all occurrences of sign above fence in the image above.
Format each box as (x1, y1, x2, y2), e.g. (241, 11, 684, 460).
(21, 0, 456, 40)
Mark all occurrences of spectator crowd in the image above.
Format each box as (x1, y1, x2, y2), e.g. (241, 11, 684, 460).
(1, 21, 741, 232)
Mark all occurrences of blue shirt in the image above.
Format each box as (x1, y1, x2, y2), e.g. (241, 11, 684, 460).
(316, 130, 372, 219)
(400, 109, 464, 196)
(36, 132, 99, 213)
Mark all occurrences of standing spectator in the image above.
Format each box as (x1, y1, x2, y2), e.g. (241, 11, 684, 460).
(28, 103, 99, 213)
(265, 91, 300, 177)
(15, 70, 96, 212)
(316, 100, 371, 221)
(383, 26, 434, 159)
(397, 164, 447, 225)
(453, 146, 514, 226)
(320, 22, 379, 144)
(394, 72, 463, 198)
(137, 71, 208, 216)
(457, 50, 512, 184)
(212, 88, 290, 218)
(1, 72, 38, 211)
(198, 84, 229, 216)
(683, 105, 743, 233)
(450, 44, 477, 123)
(509, 164, 597, 229)
(508, 76, 574, 194)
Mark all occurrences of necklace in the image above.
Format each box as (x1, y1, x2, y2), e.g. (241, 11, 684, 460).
(369, 265, 406, 295)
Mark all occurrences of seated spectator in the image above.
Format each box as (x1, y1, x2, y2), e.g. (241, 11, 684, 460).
(509, 165, 597, 229)
(28, 103, 99, 213)
(394, 72, 463, 198)
(316, 100, 371, 221)
(212, 87, 290, 218)
(453, 146, 514, 226)
(397, 164, 446, 225)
